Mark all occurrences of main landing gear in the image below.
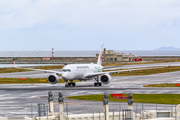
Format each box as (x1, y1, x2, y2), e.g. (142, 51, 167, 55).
(94, 76, 102, 87)
(65, 81, 76, 87)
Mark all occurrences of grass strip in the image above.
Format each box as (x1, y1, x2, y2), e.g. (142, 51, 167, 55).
(102, 60, 172, 66)
(66, 94, 180, 104)
(0, 78, 65, 84)
(0, 65, 63, 74)
(110, 66, 180, 76)
(34, 65, 64, 70)
(0, 68, 32, 73)
(144, 83, 180, 87)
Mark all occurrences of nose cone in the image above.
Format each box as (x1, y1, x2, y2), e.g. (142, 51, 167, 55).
(62, 72, 69, 80)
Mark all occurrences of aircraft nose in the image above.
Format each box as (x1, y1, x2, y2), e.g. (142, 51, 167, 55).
(62, 73, 69, 80)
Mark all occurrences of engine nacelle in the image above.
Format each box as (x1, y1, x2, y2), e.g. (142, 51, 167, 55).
(100, 74, 111, 84)
(48, 74, 59, 84)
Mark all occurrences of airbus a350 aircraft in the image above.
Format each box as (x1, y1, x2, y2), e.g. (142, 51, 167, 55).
(14, 44, 157, 87)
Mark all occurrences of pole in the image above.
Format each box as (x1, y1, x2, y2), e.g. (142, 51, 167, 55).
(136, 103, 137, 114)
(156, 104, 157, 118)
(93, 111, 94, 120)
(119, 110, 120, 120)
(171, 105, 173, 117)
(119, 99, 121, 111)
(47, 105, 48, 119)
(175, 105, 177, 119)
(31, 103, 33, 118)
(99, 110, 101, 120)
(66, 103, 68, 118)
(142, 103, 143, 117)
(113, 109, 114, 120)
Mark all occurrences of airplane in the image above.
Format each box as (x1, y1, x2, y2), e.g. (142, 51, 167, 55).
(14, 44, 169, 87)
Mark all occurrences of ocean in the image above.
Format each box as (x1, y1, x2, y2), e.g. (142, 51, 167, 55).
(0, 50, 180, 57)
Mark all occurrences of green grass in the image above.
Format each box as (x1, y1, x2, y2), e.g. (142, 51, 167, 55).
(67, 94, 180, 104)
(0, 68, 32, 73)
(0, 78, 65, 84)
(144, 83, 180, 87)
(0, 65, 64, 74)
(110, 66, 180, 76)
(34, 65, 64, 70)
(102, 60, 172, 66)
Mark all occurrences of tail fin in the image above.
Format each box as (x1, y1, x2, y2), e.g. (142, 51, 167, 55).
(97, 43, 104, 65)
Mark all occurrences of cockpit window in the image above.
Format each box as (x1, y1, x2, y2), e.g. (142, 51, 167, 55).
(62, 69, 71, 72)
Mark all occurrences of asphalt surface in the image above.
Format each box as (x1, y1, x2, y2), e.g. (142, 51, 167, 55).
(0, 62, 180, 119)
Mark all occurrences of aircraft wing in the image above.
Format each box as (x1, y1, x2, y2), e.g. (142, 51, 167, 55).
(84, 66, 165, 78)
(14, 62, 62, 75)
(84, 69, 135, 78)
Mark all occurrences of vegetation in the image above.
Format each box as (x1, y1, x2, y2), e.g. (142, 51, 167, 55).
(144, 83, 180, 87)
(34, 65, 64, 70)
(0, 78, 65, 84)
(0, 65, 64, 74)
(0, 68, 32, 74)
(66, 94, 180, 104)
(110, 66, 180, 76)
(102, 60, 172, 66)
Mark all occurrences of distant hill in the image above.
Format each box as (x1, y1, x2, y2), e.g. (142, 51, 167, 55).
(154, 46, 180, 51)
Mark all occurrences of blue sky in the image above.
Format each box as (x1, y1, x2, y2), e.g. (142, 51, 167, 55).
(0, 0, 180, 51)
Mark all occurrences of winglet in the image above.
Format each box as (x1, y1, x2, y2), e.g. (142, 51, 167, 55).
(97, 43, 104, 65)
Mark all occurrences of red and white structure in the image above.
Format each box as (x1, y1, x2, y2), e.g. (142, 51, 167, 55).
(52, 48, 54, 58)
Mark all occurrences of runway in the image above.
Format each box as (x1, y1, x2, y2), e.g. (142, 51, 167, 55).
(0, 62, 180, 118)
(0, 62, 180, 78)
(0, 86, 180, 91)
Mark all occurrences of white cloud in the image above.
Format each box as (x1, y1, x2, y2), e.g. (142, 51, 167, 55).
(0, 0, 180, 31)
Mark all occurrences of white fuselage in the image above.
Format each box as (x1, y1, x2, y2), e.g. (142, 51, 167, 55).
(61, 64, 103, 81)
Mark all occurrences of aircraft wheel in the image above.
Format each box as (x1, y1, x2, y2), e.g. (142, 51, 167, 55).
(94, 83, 97, 86)
(72, 83, 76, 86)
(68, 83, 72, 87)
(98, 83, 102, 86)
(65, 84, 69, 87)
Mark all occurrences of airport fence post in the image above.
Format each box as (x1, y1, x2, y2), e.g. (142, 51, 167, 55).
(119, 99, 121, 111)
(38, 104, 40, 119)
(58, 92, 64, 120)
(142, 103, 143, 117)
(46, 104, 48, 119)
(99, 110, 101, 120)
(136, 103, 137, 114)
(113, 109, 114, 120)
(31, 103, 33, 118)
(66, 103, 68, 118)
(175, 105, 177, 119)
(156, 104, 157, 118)
(171, 105, 173, 117)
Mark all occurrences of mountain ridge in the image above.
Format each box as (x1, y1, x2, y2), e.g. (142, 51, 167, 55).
(154, 46, 180, 51)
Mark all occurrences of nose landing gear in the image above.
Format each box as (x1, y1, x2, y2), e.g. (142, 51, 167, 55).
(65, 81, 76, 87)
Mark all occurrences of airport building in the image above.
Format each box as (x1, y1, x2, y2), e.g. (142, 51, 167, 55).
(96, 48, 135, 62)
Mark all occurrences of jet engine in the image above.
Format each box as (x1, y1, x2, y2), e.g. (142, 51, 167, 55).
(100, 74, 112, 84)
(48, 74, 59, 84)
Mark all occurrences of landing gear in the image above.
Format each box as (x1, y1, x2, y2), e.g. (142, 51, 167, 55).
(65, 81, 69, 87)
(94, 76, 102, 87)
(94, 82, 102, 86)
(65, 81, 76, 87)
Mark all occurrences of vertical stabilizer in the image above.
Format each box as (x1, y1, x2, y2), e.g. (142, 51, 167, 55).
(97, 43, 104, 65)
